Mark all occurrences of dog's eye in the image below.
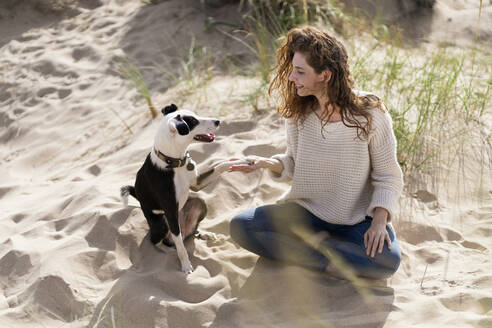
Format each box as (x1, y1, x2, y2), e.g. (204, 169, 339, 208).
(183, 116, 199, 130)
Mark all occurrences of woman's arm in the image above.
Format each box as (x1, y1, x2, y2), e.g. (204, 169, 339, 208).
(364, 109, 403, 257)
(366, 110, 404, 221)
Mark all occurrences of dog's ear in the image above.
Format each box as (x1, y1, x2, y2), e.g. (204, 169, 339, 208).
(162, 104, 178, 115)
(168, 115, 190, 136)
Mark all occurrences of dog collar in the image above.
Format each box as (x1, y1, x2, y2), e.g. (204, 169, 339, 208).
(153, 148, 195, 170)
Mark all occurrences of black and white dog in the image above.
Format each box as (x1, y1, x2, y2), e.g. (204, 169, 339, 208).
(121, 104, 249, 274)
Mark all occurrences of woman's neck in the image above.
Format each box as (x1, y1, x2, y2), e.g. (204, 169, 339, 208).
(314, 97, 341, 122)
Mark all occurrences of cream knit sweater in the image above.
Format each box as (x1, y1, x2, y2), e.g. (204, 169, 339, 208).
(269, 97, 404, 225)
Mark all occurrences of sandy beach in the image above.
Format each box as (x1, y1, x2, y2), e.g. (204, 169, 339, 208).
(0, 0, 491, 327)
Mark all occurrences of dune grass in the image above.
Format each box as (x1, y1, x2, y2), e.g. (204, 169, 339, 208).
(118, 0, 489, 182)
(154, 35, 214, 98)
(112, 56, 158, 119)
(112, 33, 215, 119)
(226, 0, 491, 184)
(352, 41, 491, 178)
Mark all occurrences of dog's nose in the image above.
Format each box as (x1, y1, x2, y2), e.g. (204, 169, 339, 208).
(214, 120, 220, 127)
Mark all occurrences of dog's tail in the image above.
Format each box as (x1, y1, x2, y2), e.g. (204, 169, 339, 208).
(120, 185, 137, 206)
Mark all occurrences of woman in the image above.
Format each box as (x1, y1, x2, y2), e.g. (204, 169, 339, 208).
(228, 26, 403, 280)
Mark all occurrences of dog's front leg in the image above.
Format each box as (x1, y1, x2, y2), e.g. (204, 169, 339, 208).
(170, 233, 193, 274)
(190, 159, 252, 191)
(167, 212, 193, 274)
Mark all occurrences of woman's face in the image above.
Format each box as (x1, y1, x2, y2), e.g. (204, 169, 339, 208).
(288, 52, 328, 98)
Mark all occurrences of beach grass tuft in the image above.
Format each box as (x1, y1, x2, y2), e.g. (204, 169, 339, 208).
(113, 56, 158, 119)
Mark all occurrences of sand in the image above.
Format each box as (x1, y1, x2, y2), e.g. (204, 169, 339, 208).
(0, 0, 491, 327)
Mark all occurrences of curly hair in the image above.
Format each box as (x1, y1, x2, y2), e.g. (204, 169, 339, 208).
(269, 26, 384, 139)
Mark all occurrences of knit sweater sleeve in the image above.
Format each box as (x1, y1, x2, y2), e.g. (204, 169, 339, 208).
(367, 109, 404, 221)
(268, 119, 297, 182)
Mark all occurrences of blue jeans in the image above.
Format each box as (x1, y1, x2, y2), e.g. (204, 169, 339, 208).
(230, 203, 401, 279)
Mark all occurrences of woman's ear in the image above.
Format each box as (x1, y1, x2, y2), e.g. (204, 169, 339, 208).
(323, 70, 332, 83)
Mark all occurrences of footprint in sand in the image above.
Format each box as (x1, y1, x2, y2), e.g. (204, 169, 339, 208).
(58, 89, 71, 99)
(19, 275, 88, 322)
(439, 292, 492, 314)
(396, 222, 462, 245)
(0, 83, 13, 102)
(466, 206, 492, 221)
(73, 250, 122, 281)
(85, 209, 140, 256)
(216, 120, 256, 136)
(11, 213, 26, 223)
(71, 45, 101, 62)
(85, 214, 120, 251)
(0, 185, 15, 199)
(0, 250, 33, 278)
(37, 86, 72, 99)
(413, 189, 437, 203)
(401, 220, 488, 252)
(460, 240, 488, 252)
(188, 142, 221, 163)
(31, 60, 79, 79)
(0, 111, 15, 128)
(243, 144, 283, 158)
(88, 164, 101, 176)
(37, 87, 57, 97)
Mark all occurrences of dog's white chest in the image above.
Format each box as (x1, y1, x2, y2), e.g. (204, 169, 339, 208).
(174, 166, 196, 210)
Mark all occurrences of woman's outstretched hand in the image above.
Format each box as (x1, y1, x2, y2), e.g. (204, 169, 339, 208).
(227, 156, 264, 173)
(364, 207, 392, 258)
(227, 156, 284, 175)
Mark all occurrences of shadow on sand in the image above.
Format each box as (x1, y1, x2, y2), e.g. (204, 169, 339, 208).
(209, 257, 395, 328)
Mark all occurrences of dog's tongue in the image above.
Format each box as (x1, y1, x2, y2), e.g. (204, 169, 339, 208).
(194, 133, 215, 142)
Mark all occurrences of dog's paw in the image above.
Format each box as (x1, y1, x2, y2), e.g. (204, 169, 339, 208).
(195, 230, 220, 241)
(181, 262, 193, 274)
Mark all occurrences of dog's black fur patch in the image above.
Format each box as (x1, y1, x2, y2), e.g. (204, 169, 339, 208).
(122, 153, 209, 247)
(174, 115, 190, 135)
(133, 154, 179, 244)
(162, 103, 178, 115)
(182, 115, 199, 131)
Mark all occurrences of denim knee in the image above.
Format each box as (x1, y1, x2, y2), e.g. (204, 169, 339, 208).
(387, 249, 401, 274)
(230, 214, 248, 244)
(372, 248, 401, 279)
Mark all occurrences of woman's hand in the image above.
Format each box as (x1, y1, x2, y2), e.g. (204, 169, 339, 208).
(227, 156, 283, 175)
(364, 207, 392, 258)
(227, 155, 265, 173)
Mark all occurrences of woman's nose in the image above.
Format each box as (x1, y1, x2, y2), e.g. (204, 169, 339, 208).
(288, 71, 295, 82)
